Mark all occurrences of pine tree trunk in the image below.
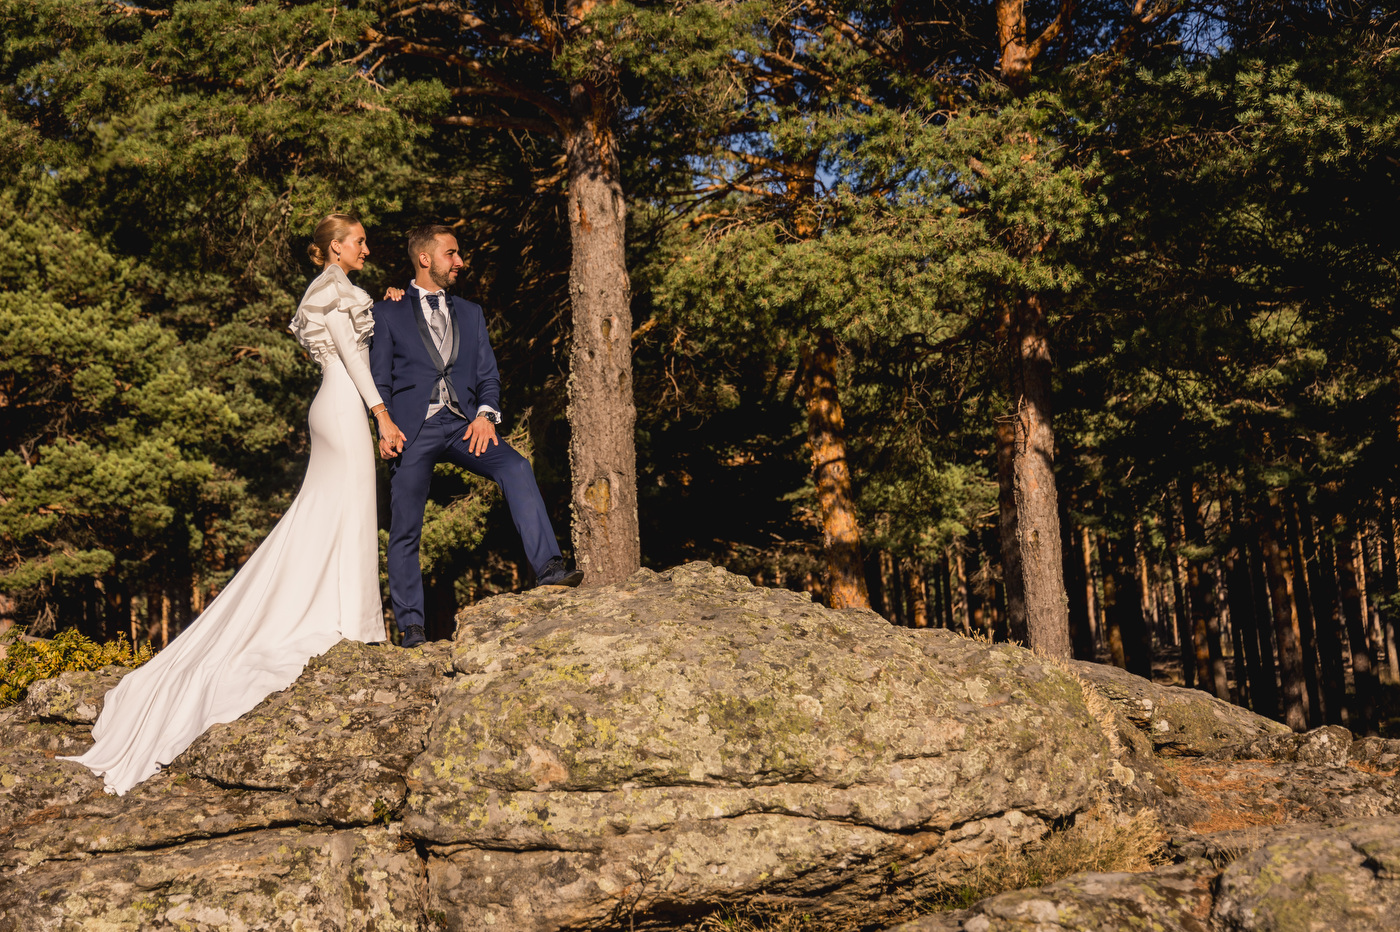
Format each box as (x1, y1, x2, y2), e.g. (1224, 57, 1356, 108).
(1372, 509, 1400, 680)
(1181, 488, 1230, 700)
(1224, 549, 1259, 711)
(1284, 498, 1325, 725)
(1260, 496, 1310, 731)
(1168, 520, 1197, 690)
(876, 551, 899, 623)
(1356, 531, 1384, 673)
(1137, 535, 1162, 644)
(1081, 527, 1102, 650)
(1248, 536, 1282, 720)
(1062, 517, 1096, 660)
(904, 558, 929, 628)
(1009, 295, 1071, 658)
(995, 415, 1027, 641)
(802, 330, 869, 610)
(952, 547, 972, 635)
(1338, 532, 1379, 734)
(564, 111, 641, 586)
(868, 550, 890, 620)
(940, 551, 957, 629)
(1384, 498, 1400, 679)
(1101, 533, 1152, 678)
(1309, 531, 1350, 727)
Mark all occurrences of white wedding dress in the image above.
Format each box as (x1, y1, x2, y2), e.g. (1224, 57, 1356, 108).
(61, 265, 387, 795)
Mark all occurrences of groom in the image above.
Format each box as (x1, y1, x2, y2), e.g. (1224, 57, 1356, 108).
(370, 224, 583, 648)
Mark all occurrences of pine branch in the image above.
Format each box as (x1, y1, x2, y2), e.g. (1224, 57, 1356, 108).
(104, 2, 169, 17)
(436, 114, 561, 138)
(361, 29, 570, 128)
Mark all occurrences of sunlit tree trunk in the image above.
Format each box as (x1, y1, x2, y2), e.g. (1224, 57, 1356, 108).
(564, 105, 641, 585)
(803, 330, 870, 609)
(904, 558, 929, 628)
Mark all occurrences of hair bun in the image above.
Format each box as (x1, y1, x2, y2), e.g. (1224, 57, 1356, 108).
(309, 212, 359, 268)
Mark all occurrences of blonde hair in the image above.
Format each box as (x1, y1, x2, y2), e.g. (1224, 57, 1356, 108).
(308, 213, 361, 265)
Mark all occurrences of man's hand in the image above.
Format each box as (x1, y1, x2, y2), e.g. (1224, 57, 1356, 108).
(376, 411, 406, 459)
(382, 287, 405, 301)
(463, 415, 499, 456)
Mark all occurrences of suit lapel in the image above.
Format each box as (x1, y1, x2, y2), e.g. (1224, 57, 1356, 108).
(446, 298, 463, 369)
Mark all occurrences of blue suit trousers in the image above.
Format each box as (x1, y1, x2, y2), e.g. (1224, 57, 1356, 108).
(387, 410, 561, 632)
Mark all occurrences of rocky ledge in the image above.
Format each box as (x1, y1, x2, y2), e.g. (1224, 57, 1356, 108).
(1, 562, 1398, 931)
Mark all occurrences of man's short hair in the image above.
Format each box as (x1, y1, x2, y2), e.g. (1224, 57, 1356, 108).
(407, 224, 456, 266)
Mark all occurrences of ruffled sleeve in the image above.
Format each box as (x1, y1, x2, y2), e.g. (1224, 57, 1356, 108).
(290, 265, 384, 410)
(290, 265, 375, 364)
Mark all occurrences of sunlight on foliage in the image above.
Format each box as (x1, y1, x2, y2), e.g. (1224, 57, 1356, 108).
(0, 628, 154, 706)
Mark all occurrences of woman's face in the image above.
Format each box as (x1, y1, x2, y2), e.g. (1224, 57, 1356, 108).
(333, 224, 369, 272)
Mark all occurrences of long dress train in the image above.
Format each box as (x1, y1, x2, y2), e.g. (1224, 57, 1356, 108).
(61, 265, 386, 796)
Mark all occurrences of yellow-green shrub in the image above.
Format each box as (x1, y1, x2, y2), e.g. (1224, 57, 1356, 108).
(0, 628, 154, 706)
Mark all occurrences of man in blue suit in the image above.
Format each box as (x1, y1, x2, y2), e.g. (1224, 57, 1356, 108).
(370, 224, 582, 648)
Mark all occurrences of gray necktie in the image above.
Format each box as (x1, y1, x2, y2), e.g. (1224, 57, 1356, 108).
(426, 293, 448, 351)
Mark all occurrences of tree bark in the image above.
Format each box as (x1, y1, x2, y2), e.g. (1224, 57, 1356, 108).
(1260, 495, 1310, 731)
(1224, 548, 1259, 711)
(1247, 536, 1282, 720)
(995, 415, 1028, 642)
(1180, 486, 1230, 700)
(1338, 532, 1379, 734)
(1062, 517, 1096, 660)
(904, 558, 929, 628)
(1284, 498, 1325, 725)
(952, 547, 972, 635)
(564, 108, 641, 585)
(1008, 295, 1071, 658)
(995, 0, 1073, 90)
(1101, 533, 1152, 678)
(1371, 510, 1400, 680)
(803, 330, 870, 609)
(1168, 520, 1197, 689)
(1308, 529, 1350, 726)
(1081, 527, 1102, 650)
(1383, 498, 1400, 679)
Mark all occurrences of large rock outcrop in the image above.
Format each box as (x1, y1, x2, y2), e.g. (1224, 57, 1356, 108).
(2, 561, 1399, 931)
(892, 819, 1400, 932)
(0, 563, 1125, 930)
(406, 564, 1121, 929)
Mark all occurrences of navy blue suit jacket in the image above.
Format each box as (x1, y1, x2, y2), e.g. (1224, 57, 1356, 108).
(368, 290, 502, 451)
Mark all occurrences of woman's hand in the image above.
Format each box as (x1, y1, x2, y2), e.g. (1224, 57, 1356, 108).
(375, 409, 406, 459)
(383, 287, 405, 301)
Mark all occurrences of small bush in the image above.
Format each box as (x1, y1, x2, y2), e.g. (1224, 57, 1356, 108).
(0, 627, 154, 706)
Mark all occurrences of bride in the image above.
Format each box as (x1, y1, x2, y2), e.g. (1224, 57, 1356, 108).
(62, 214, 407, 796)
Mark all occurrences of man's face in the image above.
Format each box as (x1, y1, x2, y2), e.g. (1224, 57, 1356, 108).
(425, 234, 463, 289)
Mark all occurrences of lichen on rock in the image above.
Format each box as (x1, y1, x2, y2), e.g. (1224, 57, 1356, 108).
(408, 563, 1119, 929)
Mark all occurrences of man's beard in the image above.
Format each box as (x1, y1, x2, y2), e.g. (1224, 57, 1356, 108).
(429, 260, 457, 290)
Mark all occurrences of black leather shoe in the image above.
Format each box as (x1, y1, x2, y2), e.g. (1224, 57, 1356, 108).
(400, 625, 427, 648)
(535, 557, 584, 588)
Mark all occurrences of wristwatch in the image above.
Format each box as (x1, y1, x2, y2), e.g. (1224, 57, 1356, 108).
(477, 410, 501, 425)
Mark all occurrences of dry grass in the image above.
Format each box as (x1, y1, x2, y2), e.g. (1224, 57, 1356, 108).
(689, 804, 1168, 931)
(1163, 758, 1294, 833)
(1349, 759, 1400, 778)
(922, 803, 1168, 911)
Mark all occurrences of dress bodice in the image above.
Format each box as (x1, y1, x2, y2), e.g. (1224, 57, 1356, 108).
(289, 264, 375, 366)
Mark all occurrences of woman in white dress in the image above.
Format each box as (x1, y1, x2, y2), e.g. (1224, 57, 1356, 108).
(61, 214, 407, 796)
